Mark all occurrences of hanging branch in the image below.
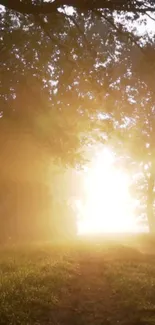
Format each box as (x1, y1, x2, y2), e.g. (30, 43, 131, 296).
(0, 0, 155, 15)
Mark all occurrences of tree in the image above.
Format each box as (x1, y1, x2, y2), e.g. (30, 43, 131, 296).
(109, 46, 155, 232)
(1, 1, 133, 161)
(1, 0, 155, 15)
(1, 0, 155, 236)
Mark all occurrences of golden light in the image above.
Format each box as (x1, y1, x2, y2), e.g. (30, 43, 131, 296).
(76, 148, 139, 234)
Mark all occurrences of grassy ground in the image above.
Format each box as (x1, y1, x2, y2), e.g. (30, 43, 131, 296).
(0, 235, 155, 324)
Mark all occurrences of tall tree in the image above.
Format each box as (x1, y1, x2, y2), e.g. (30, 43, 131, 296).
(1, 0, 155, 236)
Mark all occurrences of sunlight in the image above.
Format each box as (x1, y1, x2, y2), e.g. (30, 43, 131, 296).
(77, 148, 139, 234)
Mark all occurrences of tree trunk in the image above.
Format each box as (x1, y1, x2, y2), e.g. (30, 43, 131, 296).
(147, 169, 155, 233)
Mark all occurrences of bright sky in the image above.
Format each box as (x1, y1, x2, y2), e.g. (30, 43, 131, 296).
(115, 12, 155, 44)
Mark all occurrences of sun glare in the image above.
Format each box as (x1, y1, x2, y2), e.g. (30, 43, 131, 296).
(77, 148, 139, 234)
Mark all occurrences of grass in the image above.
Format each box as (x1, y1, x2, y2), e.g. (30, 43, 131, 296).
(0, 235, 155, 324)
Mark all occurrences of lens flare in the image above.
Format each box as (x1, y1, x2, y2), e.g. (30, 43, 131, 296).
(77, 148, 139, 234)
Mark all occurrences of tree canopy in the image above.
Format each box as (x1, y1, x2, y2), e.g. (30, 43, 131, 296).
(1, 0, 155, 14)
(1, 0, 155, 237)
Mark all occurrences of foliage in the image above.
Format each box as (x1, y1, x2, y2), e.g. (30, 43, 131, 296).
(1, 0, 155, 234)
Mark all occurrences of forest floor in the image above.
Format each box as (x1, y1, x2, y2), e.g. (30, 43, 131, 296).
(0, 234, 155, 324)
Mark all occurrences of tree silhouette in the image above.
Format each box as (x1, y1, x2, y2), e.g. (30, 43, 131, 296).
(1, 0, 155, 235)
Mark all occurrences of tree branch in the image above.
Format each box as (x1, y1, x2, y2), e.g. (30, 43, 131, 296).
(0, 0, 155, 15)
(34, 15, 77, 67)
(63, 13, 97, 56)
(145, 12, 155, 22)
(94, 9, 146, 56)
